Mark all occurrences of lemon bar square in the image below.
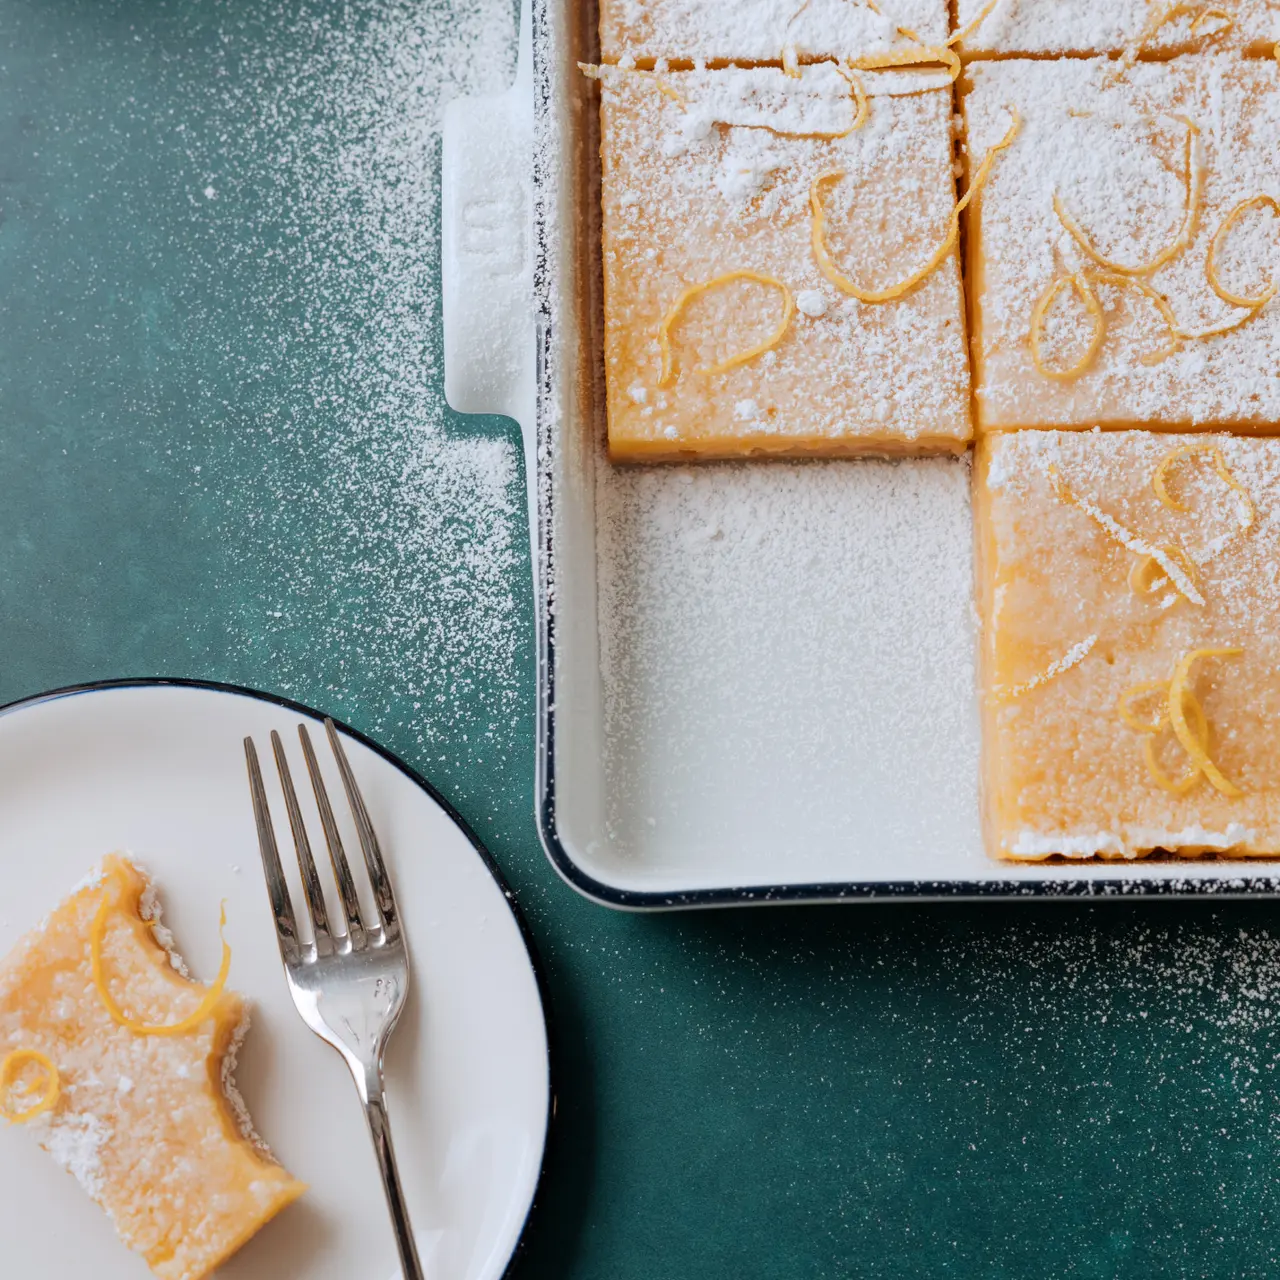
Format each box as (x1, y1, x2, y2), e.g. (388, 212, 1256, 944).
(975, 428, 1280, 862)
(0, 856, 305, 1280)
(963, 54, 1280, 434)
(953, 0, 1280, 59)
(600, 63, 971, 459)
(599, 0, 948, 66)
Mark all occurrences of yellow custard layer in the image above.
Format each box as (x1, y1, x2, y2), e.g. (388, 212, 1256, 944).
(0, 856, 305, 1280)
(976, 430, 1280, 861)
(599, 63, 972, 460)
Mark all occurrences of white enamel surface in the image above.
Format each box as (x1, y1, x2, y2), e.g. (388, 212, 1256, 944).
(0, 683, 548, 1279)
(441, 3, 534, 433)
(594, 457, 987, 887)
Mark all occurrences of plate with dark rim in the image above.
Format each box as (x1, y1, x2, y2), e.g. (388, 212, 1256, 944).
(0, 678, 550, 1280)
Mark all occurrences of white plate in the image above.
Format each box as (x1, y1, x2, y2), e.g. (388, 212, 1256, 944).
(0, 680, 550, 1280)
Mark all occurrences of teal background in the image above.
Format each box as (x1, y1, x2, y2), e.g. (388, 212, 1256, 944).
(3, 2, 1280, 1276)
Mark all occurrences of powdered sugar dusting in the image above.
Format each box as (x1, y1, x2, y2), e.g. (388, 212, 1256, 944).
(176, 0, 526, 768)
(600, 63, 971, 453)
(954, 0, 1280, 57)
(596, 456, 983, 867)
(599, 0, 947, 64)
(40, 1112, 111, 1200)
(965, 55, 1280, 432)
(979, 430, 1280, 860)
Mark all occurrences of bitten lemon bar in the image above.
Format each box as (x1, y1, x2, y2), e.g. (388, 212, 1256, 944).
(963, 54, 1280, 435)
(0, 856, 305, 1280)
(953, 0, 1280, 59)
(599, 0, 948, 67)
(975, 428, 1280, 861)
(600, 62, 977, 459)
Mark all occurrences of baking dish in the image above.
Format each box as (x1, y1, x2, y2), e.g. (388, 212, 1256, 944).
(440, 1, 1280, 907)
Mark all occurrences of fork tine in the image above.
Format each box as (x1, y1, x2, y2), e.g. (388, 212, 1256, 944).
(244, 737, 302, 965)
(271, 729, 334, 955)
(325, 719, 399, 937)
(298, 723, 367, 948)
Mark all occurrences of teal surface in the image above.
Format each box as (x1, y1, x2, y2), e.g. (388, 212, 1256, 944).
(3, 3, 1280, 1277)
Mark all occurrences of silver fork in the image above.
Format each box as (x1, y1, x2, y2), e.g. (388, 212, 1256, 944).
(244, 718, 425, 1280)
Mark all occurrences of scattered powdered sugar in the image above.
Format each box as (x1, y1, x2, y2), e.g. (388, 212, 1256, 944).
(714, 149, 783, 205)
(954, 0, 1280, 56)
(997, 632, 1098, 701)
(173, 0, 526, 765)
(965, 55, 1280, 431)
(598, 0, 947, 63)
(596, 456, 984, 873)
(41, 1112, 111, 1200)
(980, 430, 1280, 860)
(794, 288, 828, 317)
(1010, 831, 1128, 859)
(599, 64, 971, 451)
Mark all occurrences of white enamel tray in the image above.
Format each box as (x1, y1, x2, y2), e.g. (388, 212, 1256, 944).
(441, 4, 1280, 907)
(0, 680, 550, 1279)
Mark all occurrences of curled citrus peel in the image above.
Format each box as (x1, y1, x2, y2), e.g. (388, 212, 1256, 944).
(1047, 465, 1205, 605)
(1142, 700, 1209, 793)
(948, 0, 1003, 46)
(1190, 7, 1233, 35)
(1087, 271, 1181, 365)
(757, 63, 870, 139)
(1029, 272, 1105, 379)
(91, 878, 232, 1036)
(830, 66, 870, 137)
(850, 43, 961, 85)
(658, 271, 794, 388)
(0, 1050, 60, 1124)
(781, 0, 811, 75)
(1030, 270, 1182, 379)
(1118, 679, 1205, 793)
(1117, 678, 1208, 793)
(1053, 116, 1202, 277)
(1173, 303, 1270, 341)
(1110, 2, 1234, 81)
(598, 56, 870, 141)
(734, 62, 870, 140)
(863, 0, 1001, 56)
(1118, 649, 1240, 796)
(1152, 441, 1256, 530)
(1118, 680, 1173, 734)
(810, 108, 1019, 303)
(1206, 194, 1280, 310)
(1030, 186, 1280, 378)
(1128, 542, 1200, 601)
(1169, 647, 1243, 796)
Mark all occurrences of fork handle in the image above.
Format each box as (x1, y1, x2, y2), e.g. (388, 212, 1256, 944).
(357, 1065, 426, 1280)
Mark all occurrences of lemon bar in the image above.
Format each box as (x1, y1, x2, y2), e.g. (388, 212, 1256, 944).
(953, 0, 1280, 59)
(599, 0, 948, 66)
(600, 62, 971, 459)
(0, 856, 305, 1280)
(975, 428, 1280, 861)
(963, 54, 1280, 434)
